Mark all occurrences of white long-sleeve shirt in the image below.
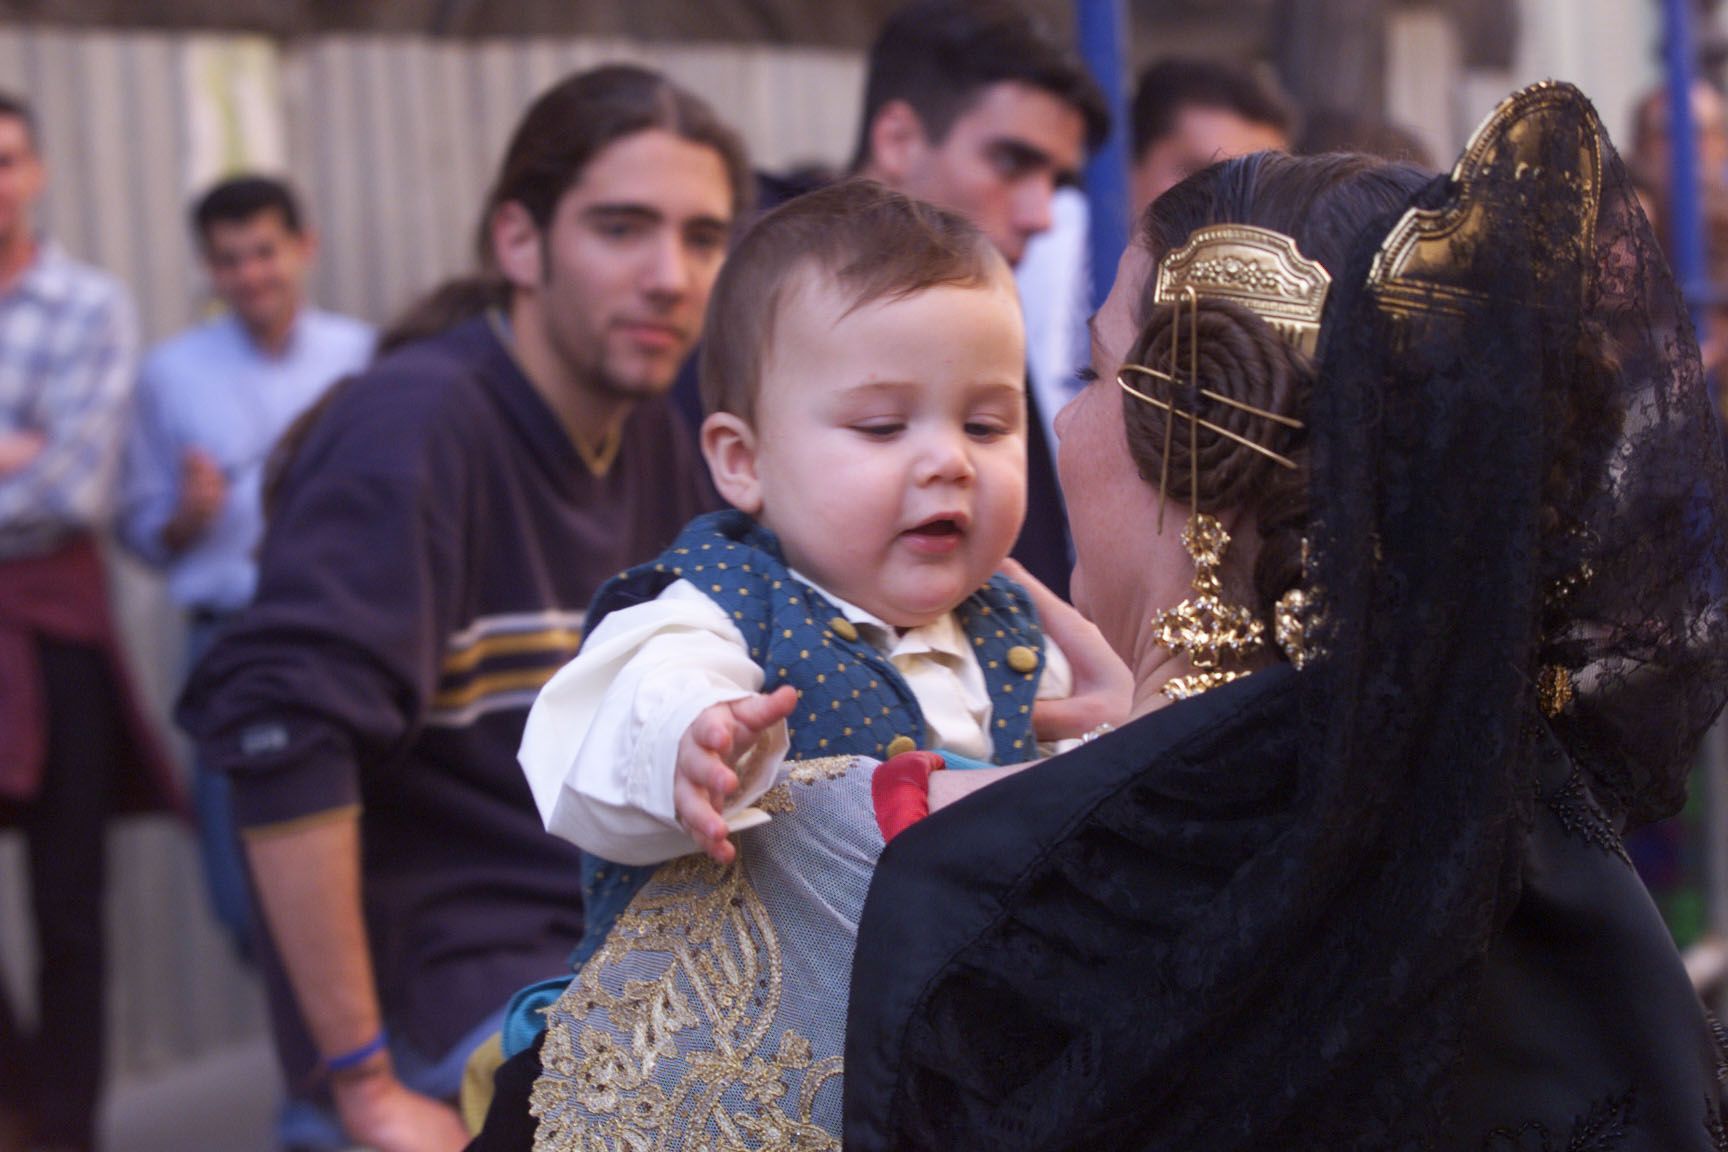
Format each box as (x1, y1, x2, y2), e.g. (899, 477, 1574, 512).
(519, 575, 1072, 865)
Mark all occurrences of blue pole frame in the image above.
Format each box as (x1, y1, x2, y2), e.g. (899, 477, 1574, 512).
(1664, 0, 1708, 333)
(1077, 0, 1132, 309)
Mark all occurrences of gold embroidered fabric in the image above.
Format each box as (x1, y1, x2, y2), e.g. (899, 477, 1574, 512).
(531, 756, 879, 1150)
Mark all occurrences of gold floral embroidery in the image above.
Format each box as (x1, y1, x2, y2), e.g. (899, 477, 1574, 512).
(531, 837, 842, 1150)
(755, 785, 794, 815)
(787, 756, 854, 785)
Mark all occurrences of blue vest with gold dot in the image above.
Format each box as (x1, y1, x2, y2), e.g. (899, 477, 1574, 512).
(572, 508, 1047, 967)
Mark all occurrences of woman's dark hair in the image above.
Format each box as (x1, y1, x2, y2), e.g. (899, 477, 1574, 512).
(1125, 149, 1626, 660)
(1123, 151, 1432, 634)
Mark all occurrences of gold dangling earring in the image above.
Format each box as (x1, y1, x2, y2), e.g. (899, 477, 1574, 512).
(1274, 538, 1317, 671)
(1151, 513, 1266, 699)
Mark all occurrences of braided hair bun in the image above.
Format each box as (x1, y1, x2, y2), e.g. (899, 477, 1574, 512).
(1120, 297, 1312, 622)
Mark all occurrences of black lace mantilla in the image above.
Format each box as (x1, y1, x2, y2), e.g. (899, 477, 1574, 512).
(1283, 77, 1728, 1142)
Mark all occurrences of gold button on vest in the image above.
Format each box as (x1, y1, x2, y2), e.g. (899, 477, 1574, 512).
(885, 735, 917, 758)
(1006, 645, 1039, 674)
(829, 616, 859, 642)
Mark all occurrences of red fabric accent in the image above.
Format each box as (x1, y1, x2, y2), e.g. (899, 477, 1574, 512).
(0, 536, 183, 818)
(872, 751, 945, 844)
(0, 627, 44, 795)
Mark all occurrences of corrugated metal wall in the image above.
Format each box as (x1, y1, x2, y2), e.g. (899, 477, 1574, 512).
(288, 36, 861, 325)
(0, 25, 863, 1081)
(2, 29, 863, 341)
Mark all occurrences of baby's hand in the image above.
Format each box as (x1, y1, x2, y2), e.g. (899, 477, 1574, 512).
(674, 685, 799, 864)
(999, 558, 1132, 743)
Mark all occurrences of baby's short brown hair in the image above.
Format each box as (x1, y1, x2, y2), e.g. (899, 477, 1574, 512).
(699, 179, 1006, 425)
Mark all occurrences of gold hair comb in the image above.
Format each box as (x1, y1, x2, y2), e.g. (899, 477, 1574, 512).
(1154, 224, 1333, 357)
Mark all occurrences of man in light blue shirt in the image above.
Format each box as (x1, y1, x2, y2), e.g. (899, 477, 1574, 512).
(118, 175, 373, 962)
(121, 176, 373, 613)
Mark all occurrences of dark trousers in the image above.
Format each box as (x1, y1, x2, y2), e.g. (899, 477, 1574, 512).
(0, 635, 121, 1149)
(465, 1030, 545, 1152)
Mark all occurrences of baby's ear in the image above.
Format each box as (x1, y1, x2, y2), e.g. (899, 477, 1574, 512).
(701, 412, 763, 514)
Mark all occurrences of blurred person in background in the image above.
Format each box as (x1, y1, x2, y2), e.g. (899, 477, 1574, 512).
(0, 88, 178, 1152)
(1129, 56, 1293, 215)
(1631, 77, 1728, 199)
(1625, 79, 1728, 282)
(175, 64, 744, 1152)
(1626, 79, 1728, 287)
(1297, 105, 1434, 166)
(117, 174, 374, 966)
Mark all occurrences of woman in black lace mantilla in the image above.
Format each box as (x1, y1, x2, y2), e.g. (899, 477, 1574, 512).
(844, 81, 1728, 1151)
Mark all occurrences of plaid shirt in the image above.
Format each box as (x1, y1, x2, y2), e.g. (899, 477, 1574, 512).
(0, 241, 137, 559)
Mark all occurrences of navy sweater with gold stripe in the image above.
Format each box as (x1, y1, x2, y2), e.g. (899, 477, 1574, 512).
(177, 315, 710, 1065)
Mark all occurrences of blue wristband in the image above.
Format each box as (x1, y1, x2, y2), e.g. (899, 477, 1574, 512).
(324, 1028, 389, 1073)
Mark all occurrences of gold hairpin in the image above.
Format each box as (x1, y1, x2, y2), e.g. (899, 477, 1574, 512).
(1115, 275, 1307, 534)
(1117, 367, 1303, 468)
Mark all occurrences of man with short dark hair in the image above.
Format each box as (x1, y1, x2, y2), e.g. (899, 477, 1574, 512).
(850, 0, 1109, 266)
(177, 65, 744, 1152)
(1130, 56, 1293, 214)
(118, 176, 373, 967)
(0, 88, 177, 1152)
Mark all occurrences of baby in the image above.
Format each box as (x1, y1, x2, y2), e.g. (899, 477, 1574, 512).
(519, 180, 1113, 960)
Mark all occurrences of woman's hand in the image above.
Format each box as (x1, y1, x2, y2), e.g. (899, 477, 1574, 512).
(999, 558, 1132, 743)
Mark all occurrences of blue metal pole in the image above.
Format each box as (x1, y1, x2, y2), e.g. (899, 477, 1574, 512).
(1077, 0, 1132, 309)
(1661, 0, 1728, 981)
(1664, 0, 1707, 331)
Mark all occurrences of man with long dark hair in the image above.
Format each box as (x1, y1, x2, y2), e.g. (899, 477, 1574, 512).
(178, 65, 747, 1152)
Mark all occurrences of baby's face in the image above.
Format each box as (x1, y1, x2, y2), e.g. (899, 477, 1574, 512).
(748, 273, 1028, 628)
